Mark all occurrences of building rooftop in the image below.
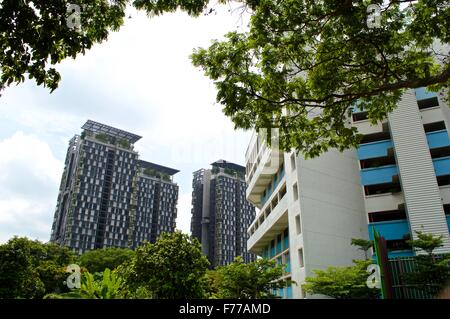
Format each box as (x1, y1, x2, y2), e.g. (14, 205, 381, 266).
(81, 120, 142, 143)
(138, 160, 179, 176)
(211, 159, 246, 173)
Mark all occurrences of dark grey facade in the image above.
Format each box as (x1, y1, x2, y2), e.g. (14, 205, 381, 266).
(50, 120, 179, 254)
(190, 160, 256, 268)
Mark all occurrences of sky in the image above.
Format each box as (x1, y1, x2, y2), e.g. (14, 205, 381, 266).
(0, 4, 252, 243)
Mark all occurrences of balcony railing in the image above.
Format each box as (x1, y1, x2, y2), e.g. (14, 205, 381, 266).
(360, 164, 399, 186)
(415, 87, 438, 101)
(357, 139, 393, 160)
(433, 156, 450, 176)
(368, 219, 410, 241)
(426, 130, 450, 150)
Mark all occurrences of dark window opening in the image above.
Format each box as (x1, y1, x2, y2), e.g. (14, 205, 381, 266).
(369, 209, 407, 223)
(430, 146, 450, 159)
(386, 238, 411, 252)
(365, 182, 401, 196)
(424, 121, 446, 133)
(352, 112, 368, 122)
(437, 175, 450, 187)
(360, 153, 396, 169)
(418, 97, 439, 110)
(443, 204, 450, 215)
(360, 131, 391, 144)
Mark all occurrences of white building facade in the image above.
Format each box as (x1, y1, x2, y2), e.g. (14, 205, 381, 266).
(246, 88, 450, 298)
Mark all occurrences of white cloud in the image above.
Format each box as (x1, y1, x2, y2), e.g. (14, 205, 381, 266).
(0, 132, 64, 243)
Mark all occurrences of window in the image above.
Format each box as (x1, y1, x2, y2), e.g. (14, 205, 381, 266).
(352, 111, 368, 122)
(364, 182, 401, 196)
(270, 240, 275, 258)
(298, 248, 304, 268)
(368, 209, 407, 223)
(295, 214, 302, 234)
(283, 228, 289, 249)
(387, 239, 411, 252)
(293, 183, 299, 201)
(276, 234, 282, 254)
(437, 175, 450, 186)
(290, 153, 296, 171)
(424, 121, 446, 133)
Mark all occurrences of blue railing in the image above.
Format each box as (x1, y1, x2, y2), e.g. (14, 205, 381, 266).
(388, 250, 414, 258)
(360, 164, 398, 186)
(285, 256, 291, 273)
(283, 231, 289, 250)
(369, 220, 413, 258)
(286, 285, 293, 299)
(261, 167, 285, 206)
(358, 139, 393, 160)
(426, 130, 450, 149)
(277, 239, 282, 254)
(433, 157, 450, 176)
(368, 219, 410, 241)
(415, 87, 437, 101)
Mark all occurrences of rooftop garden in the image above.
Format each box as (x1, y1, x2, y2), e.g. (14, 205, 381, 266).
(143, 168, 171, 182)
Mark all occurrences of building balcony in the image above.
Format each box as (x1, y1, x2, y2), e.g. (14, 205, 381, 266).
(357, 139, 393, 160)
(433, 156, 450, 176)
(415, 87, 438, 101)
(246, 140, 283, 207)
(360, 164, 399, 186)
(368, 219, 410, 241)
(420, 106, 443, 125)
(415, 87, 439, 109)
(247, 194, 288, 253)
(364, 192, 404, 213)
(426, 130, 450, 149)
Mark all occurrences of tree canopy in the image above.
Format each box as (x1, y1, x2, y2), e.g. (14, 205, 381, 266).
(1, 1, 449, 156)
(403, 231, 450, 295)
(0, 0, 209, 93)
(78, 247, 134, 273)
(0, 237, 75, 298)
(191, 0, 450, 157)
(117, 231, 210, 299)
(208, 256, 291, 298)
(302, 259, 380, 299)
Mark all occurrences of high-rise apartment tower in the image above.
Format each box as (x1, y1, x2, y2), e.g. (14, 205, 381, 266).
(50, 120, 179, 254)
(191, 160, 256, 268)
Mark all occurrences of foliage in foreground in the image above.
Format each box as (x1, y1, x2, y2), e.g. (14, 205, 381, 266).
(117, 231, 210, 299)
(207, 256, 292, 299)
(302, 259, 379, 299)
(45, 268, 123, 299)
(192, 0, 450, 157)
(0, 237, 76, 298)
(78, 247, 134, 273)
(2, 1, 448, 157)
(403, 231, 450, 295)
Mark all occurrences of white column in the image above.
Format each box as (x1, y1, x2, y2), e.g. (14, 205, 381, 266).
(388, 89, 450, 254)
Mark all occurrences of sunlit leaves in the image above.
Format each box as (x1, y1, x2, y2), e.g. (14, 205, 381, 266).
(192, 0, 450, 157)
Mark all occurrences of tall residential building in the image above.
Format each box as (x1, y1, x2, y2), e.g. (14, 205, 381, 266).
(245, 88, 450, 299)
(191, 160, 257, 268)
(50, 120, 179, 254)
